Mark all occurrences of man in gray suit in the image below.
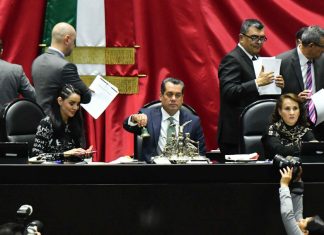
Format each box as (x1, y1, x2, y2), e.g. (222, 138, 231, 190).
(277, 26, 324, 140)
(32, 22, 91, 115)
(0, 38, 36, 109)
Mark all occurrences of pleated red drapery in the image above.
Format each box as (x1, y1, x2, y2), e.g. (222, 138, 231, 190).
(1, 0, 324, 161)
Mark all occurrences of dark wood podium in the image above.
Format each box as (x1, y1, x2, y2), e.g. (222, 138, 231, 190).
(0, 163, 323, 235)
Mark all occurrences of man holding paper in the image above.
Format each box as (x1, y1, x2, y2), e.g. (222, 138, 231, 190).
(277, 26, 324, 140)
(217, 19, 284, 155)
(32, 22, 92, 115)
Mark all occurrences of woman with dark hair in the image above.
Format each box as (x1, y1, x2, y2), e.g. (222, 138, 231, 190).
(262, 93, 316, 158)
(32, 84, 92, 158)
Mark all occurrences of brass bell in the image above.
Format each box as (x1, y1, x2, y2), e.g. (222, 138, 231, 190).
(141, 127, 150, 138)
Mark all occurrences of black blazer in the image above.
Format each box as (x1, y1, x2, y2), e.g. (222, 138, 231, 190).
(277, 48, 324, 94)
(218, 46, 263, 145)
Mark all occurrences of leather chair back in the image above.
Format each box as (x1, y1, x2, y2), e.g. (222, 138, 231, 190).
(0, 99, 45, 156)
(134, 101, 197, 159)
(239, 99, 276, 159)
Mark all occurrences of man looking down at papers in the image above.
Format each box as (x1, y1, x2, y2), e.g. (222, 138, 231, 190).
(277, 26, 324, 140)
(217, 19, 284, 155)
(123, 77, 206, 163)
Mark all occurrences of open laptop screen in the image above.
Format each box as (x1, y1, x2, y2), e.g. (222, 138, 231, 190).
(0, 142, 29, 164)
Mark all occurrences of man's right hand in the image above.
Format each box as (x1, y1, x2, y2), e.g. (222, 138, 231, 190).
(256, 66, 275, 87)
(131, 113, 148, 127)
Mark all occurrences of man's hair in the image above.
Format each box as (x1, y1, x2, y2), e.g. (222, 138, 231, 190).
(301, 25, 324, 46)
(160, 77, 185, 94)
(240, 19, 264, 34)
(296, 26, 307, 42)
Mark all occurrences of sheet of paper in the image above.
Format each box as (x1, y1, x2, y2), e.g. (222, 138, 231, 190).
(81, 75, 119, 119)
(311, 88, 324, 126)
(253, 57, 282, 95)
(225, 152, 259, 161)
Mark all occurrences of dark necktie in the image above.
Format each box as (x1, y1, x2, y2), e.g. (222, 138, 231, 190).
(252, 56, 257, 61)
(306, 60, 316, 124)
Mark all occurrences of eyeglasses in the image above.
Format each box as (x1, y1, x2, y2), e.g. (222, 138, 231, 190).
(241, 33, 267, 43)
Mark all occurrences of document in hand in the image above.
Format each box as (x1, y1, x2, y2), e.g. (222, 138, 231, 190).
(253, 57, 282, 95)
(311, 88, 324, 126)
(81, 75, 119, 119)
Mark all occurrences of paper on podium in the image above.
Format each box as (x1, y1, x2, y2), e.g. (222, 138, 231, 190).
(311, 89, 324, 126)
(81, 75, 119, 119)
(253, 57, 282, 95)
(225, 152, 259, 161)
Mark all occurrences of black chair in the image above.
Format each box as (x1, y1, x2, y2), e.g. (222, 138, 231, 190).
(239, 99, 277, 159)
(0, 99, 45, 156)
(134, 100, 197, 159)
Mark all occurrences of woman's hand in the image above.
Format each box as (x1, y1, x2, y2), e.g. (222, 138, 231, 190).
(64, 148, 88, 157)
(84, 145, 94, 157)
(280, 166, 293, 187)
(64, 146, 94, 157)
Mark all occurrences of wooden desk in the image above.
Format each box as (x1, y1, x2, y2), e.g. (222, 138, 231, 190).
(0, 163, 323, 235)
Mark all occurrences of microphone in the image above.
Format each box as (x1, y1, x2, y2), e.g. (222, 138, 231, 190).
(17, 205, 33, 219)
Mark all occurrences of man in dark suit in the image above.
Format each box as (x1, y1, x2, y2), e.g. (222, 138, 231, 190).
(32, 22, 91, 115)
(277, 26, 324, 140)
(0, 38, 36, 109)
(217, 19, 285, 155)
(123, 77, 206, 163)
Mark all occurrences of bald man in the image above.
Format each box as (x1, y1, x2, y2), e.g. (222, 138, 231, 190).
(32, 22, 91, 114)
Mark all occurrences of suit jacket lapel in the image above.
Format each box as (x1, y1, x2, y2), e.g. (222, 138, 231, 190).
(179, 110, 191, 134)
(151, 107, 162, 146)
(291, 49, 305, 91)
(237, 46, 256, 79)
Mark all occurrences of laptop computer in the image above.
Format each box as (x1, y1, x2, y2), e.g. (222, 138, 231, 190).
(0, 142, 29, 164)
(300, 141, 324, 163)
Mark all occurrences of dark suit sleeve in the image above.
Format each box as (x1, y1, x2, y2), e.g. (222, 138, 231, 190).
(123, 115, 142, 135)
(123, 109, 147, 135)
(219, 54, 258, 103)
(16, 65, 36, 101)
(62, 63, 92, 104)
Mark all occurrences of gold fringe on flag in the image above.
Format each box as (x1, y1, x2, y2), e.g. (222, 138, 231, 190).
(66, 47, 135, 64)
(81, 75, 138, 94)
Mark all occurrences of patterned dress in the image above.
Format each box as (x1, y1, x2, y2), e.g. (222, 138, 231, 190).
(32, 116, 78, 156)
(262, 119, 315, 158)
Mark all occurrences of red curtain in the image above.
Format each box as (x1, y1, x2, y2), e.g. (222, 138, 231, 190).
(1, 0, 324, 161)
(0, 0, 45, 77)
